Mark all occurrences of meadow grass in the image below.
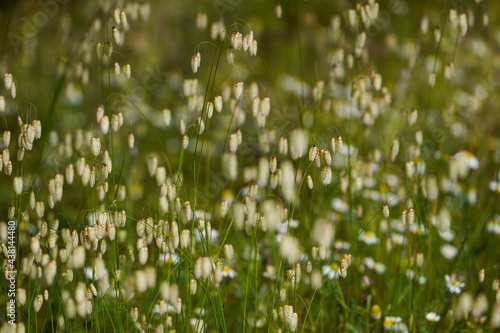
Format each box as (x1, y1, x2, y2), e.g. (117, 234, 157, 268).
(0, 0, 500, 332)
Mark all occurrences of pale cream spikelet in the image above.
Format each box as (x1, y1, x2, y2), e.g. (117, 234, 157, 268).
(3, 130, 10, 146)
(163, 108, 172, 126)
(459, 13, 468, 36)
(159, 196, 169, 214)
(257, 157, 270, 186)
(406, 161, 415, 178)
(407, 108, 418, 125)
(321, 149, 332, 166)
(111, 113, 122, 132)
(196, 117, 205, 135)
(243, 35, 249, 52)
(382, 204, 389, 218)
(120, 11, 129, 30)
(372, 73, 382, 91)
(280, 235, 300, 264)
(428, 73, 436, 87)
(17, 288, 27, 306)
(232, 201, 245, 230)
(64, 163, 74, 184)
(214, 95, 223, 112)
(139, 246, 148, 265)
(224, 243, 234, 260)
(307, 174, 313, 189)
(180, 229, 190, 248)
(182, 135, 189, 150)
(416, 253, 424, 267)
(218, 200, 230, 218)
(2, 147, 9, 166)
(34, 294, 44, 313)
(260, 96, 271, 116)
(434, 26, 441, 43)
(100, 115, 110, 134)
(336, 136, 343, 153)
(191, 52, 201, 73)
(182, 201, 192, 223)
(222, 152, 238, 181)
(123, 64, 131, 79)
(250, 39, 258, 56)
(312, 219, 334, 248)
(196, 11, 207, 29)
(202, 256, 212, 279)
(127, 132, 135, 149)
(483, 13, 489, 27)
(29, 190, 35, 209)
(13, 176, 23, 195)
(0, 96, 5, 113)
(289, 312, 298, 332)
(309, 145, 319, 162)
(170, 221, 180, 250)
(166, 184, 176, 202)
(229, 133, 238, 153)
(90, 137, 101, 157)
(401, 209, 408, 227)
(407, 207, 415, 225)
(231, 30, 243, 50)
(147, 155, 158, 177)
(320, 166, 332, 185)
(89, 165, 96, 188)
(112, 26, 121, 45)
(96, 105, 104, 123)
(190, 278, 197, 295)
(227, 46, 235, 65)
(114, 8, 121, 25)
(479, 268, 485, 283)
(32, 119, 42, 139)
(95, 42, 104, 59)
(269, 171, 279, 189)
(4, 73, 13, 90)
(281, 160, 295, 202)
(35, 201, 45, 219)
(103, 42, 113, 58)
(269, 156, 277, 173)
(130, 307, 139, 322)
(8, 205, 15, 220)
(390, 138, 399, 162)
(156, 166, 166, 185)
(237, 128, 249, 148)
(107, 220, 116, 240)
(179, 118, 186, 134)
(289, 129, 308, 160)
(44, 260, 57, 285)
(206, 101, 214, 118)
(194, 257, 203, 279)
(235, 81, 244, 100)
(10, 82, 16, 99)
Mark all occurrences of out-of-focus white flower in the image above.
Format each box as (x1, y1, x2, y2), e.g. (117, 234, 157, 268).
(445, 274, 465, 294)
(221, 265, 237, 278)
(358, 231, 379, 245)
(440, 244, 458, 259)
(322, 263, 341, 279)
(425, 312, 441, 322)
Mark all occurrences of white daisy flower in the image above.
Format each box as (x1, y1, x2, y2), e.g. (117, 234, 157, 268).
(334, 240, 351, 250)
(322, 263, 341, 279)
(425, 312, 440, 322)
(445, 274, 465, 294)
(358, 231, 379, 245)
(332, 198, 349, 213)
(221, 265, 237, 278)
